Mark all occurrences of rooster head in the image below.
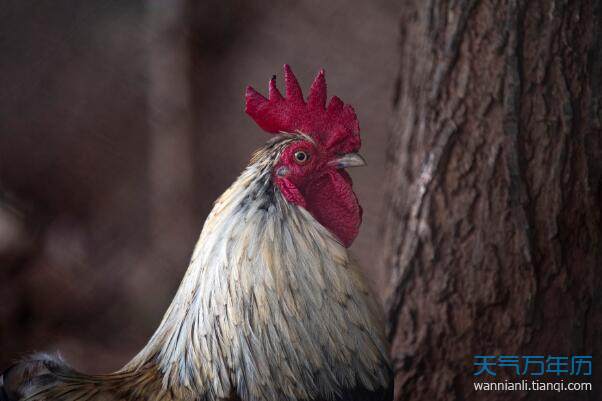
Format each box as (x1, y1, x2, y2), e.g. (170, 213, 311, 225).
(245, 65, 365, 247)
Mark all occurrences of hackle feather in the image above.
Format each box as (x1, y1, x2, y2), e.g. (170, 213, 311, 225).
(1, 134, 391, 401)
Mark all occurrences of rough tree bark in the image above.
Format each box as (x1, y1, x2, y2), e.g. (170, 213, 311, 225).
(381, 1, 601, 400)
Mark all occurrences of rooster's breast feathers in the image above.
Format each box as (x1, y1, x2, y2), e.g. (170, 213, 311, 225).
(127, 134, 392, 400)
(2, 134, 392, 401)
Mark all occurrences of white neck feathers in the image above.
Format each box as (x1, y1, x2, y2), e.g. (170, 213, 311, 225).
(126, 147, 390, 401)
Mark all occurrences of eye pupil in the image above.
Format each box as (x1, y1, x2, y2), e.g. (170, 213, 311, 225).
(294, 151, 308, 163)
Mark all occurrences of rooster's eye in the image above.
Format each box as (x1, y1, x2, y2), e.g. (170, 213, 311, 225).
(294, 150, 309, 164)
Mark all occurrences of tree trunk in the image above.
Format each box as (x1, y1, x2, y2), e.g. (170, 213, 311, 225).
(381, 1, 602, 400)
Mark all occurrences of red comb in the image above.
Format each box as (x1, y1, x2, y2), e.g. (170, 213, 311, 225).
(245, 65, 361, 154)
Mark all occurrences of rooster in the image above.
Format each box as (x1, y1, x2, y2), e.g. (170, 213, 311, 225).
(1, 65, 392, 401)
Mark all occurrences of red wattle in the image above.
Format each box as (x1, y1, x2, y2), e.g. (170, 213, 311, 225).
(302, 169, 362, 247)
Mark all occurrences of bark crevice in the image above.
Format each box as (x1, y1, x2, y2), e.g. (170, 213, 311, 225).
(382, 1, 602, 400)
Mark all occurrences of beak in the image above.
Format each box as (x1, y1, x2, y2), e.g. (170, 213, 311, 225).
(329, 153, 367, 169)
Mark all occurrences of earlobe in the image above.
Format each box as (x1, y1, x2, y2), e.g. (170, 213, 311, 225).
(276, 166, 289, 177)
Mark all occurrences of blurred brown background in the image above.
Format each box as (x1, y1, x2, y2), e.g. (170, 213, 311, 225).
(0, 0, 399, 373)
